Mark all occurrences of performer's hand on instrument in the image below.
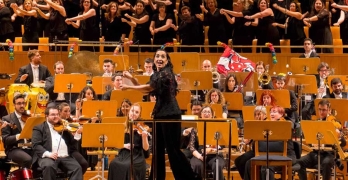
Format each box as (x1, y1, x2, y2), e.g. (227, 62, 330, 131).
(141, 131, 148, 138)
(184, 127, 193, 135)
(20, 74, 28, 82)
(123, 71, 133, 79)
(331, 3, 338, 8)
(90, 117, 99, 123)
(49, 152, 58, 160)
(1, 121, 8, 129)
(76, 127, 83, 134)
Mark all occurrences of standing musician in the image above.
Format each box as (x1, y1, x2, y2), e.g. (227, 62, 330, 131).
(45, 61, 79, 114)
(323, 78, 348, 99)
(121, 49, 201, 180)
(14, 49, 52, 86)
(1, 94, 32, 169)
(297, 99, 345, 180)
(108, 103, 150, 180)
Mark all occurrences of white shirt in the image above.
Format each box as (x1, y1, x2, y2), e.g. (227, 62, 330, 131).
(56, 93, 65, 101)
(334, 93, 342, 99)
(143, 71, 153, 76)
(14, 111, 28, 148)
(31, 64, 39, 83)
(43, 121, 69, 158)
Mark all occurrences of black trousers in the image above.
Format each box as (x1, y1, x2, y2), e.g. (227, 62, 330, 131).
(7, 148, 32, 168)
(149, 114, 197, 180)
(71, 151, 88, 174)
(190, 155, 225, 180)
(297, 151, 334, 180)
(38, 156, 83, 180)
(234, 150, 255, 179)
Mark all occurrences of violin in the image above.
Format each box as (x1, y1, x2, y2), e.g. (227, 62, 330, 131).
(53, 119, 80, 133)
(133, 122, 152, 138)
(0, 119, 17, 129)
(21, 110, 32, 123)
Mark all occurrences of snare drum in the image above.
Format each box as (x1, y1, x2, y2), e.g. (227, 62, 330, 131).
(6, 84, 30, 113)
(29, 83, 49, 115)
(9, 168, 32, 180)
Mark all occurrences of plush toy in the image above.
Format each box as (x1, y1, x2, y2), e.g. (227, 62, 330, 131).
(6, 39, 14, 61)
(68, 42, 76, 58)
(266, 43, 277, 64)
(216, 42, 255, 75)
(160, 42, 180, 50)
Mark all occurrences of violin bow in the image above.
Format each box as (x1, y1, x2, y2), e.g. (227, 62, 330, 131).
(235, 71, 254, 93)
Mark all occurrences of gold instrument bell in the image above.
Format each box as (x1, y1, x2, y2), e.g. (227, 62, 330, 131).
(258, 65, 271, 85)
(212, 67, 220, 84)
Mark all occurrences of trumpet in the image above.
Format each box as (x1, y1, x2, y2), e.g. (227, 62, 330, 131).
(258, 65, 271, 85)
(212, 68, 220, 84)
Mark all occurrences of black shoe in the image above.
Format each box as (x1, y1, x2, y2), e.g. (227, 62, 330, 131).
(91, 166, 96, 171)
(230, 165, 237, 171)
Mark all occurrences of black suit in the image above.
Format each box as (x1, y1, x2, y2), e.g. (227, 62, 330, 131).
(299, 51, 320, 58)
(44, 76, 78, 114)
(1, 112, 33, 168)
(102, 89, 113, 100)
(286, 90, 299, 123)
(32, 121, 83, 180)
(14, 64, 52, 86)
(323, 92, 348, 99)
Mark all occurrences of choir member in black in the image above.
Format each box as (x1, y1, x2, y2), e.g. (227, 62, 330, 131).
(63, 0, 80, 37)
(298, 0, 314, 14)
(142, 0, 155, 19)
(272, 2, 306, 53)
(244, 0, 280, 53)
(117, 0, 132, 38)
(220, 0, 256, 53)
(150, 2, 174, 51)
(34, 0, 68, 51)
(303, 0, 333, 53)
(108, 103, 150, 180)
(331, 1, 348, 53)
(329, 0, 341, 26)
(171, 6, 203, 52)
(123, 0, 152, 52)
(66, 0, 99, 52)
(299, 38, 320, 58)
(33, 0, 50, 37)
(178, 0, 201, 18)
(5, 0, 23, 38)
(200, 0, 227, 53)
(269, 0, 290, 38)
(101, 1, 125, 52)
(11, 0, 38, 51)
(121, 49, 200, 180)
(0, 0, 14, 47)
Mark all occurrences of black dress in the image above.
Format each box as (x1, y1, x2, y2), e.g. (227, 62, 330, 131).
(49, 10, 68, 51)
(308, 9, 333, 53)
(204, 8, 227, 53)
(177, 16, 203, 52)
(102, 16, 124, 52)
(256, 16, 280, 53)
(152, 13, 174, 47)
(132, 13, 152, 52)
(340, 10, 348, 53)
(0, 6, 14, 47)
(79, 11, 99, 51)
(148, 62, 197, 180)
(108, 132, 149, 180)
(287, 16, 306, 53)
(118, 1, 132, 38)
(22, 15, 39, 51)
(232, 10, 253, 53)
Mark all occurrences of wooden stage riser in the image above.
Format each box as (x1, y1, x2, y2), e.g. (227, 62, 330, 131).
(1, 52, 348, 88)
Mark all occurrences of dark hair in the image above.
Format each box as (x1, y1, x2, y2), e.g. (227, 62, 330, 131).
(156, 2, 166, 9)
(13, 94, 25, 104)
(181, 6, 191, 12)
(317, 62, 329, 72)
(45, 107, 59, 116)
(80, 0, 93, 10)
(304, 38, 313, 44)
(276, 75, 286, 82)
(145, 58, 153, 64)
(111, 72, 123, 81)
(191, 100, 203, 109)
(116, 99, 132, 116)
(79, 86, 97, 100)
(58, 102, 70, 111)
(27, 49, 39, 62)
(310, 0, 325, 16)
(289, 1, 300, 12)
(103, 59, 114, 65)
(330, 78, 342, 87)
(152, 49, 173, 72)
(224, 74, 239, 92)
(134, 0, 147, 17)
(258, 0, 268, 8)
(318, 99, 330, 108)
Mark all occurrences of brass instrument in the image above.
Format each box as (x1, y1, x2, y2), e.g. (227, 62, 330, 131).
(212, 67, 220, 84)
(258, 65, 271, 85)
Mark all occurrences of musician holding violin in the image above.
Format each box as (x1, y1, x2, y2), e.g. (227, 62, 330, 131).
(1, 94, 33, 169)
(108, 103, 150, 180)
(31, 107, 83, 180)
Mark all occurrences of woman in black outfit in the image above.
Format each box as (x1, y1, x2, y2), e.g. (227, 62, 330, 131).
(117, 0, 132, 38)
(11, 0, 38, 51)
(121, 49, 200, 180)
(123, 0, 152, 52)
(102, 1, 125, 52)
(245, 0, 280, 53)
(35, 0, 68, 51)
(272, 1, 306, 53)
(0, 0, 14, 48)
(66, 0, 99, 51)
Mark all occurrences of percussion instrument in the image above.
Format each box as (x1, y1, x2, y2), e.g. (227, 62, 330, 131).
(6, 84, 30, 113)
(29, 83, 48, 115)
(9, 168, 32, 180)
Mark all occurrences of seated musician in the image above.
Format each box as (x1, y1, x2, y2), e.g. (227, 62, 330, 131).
(258, 90, 277, 107)
(297, 99, 344, 180)
(116, 99, 132, 117)
(57, 103, 88, 174)
(190, 100, 203, 116)
(102, 59, 115, 77)
(223, 74, 238, 92)
(302, 62, 331, 120)
(108, 103, 150, 180)
(299, 38, 320, 58)
(194, 60, 220, 102)
(1, 94, 33, 169)
(102, 72, 123, 100)
(323, 77, 347, 99)
(189, 106, 225, 180)
(45, 61, 79, 114)
(143, 58, 154, 76)
(75, 86, 98, 118)
(14, 49, 52, 86)
(243, 105, 296, 180)
(31, 107, 83, 180)
(205, 88, 228, 118)
(275, 75, 298, 123)
(234, 105, 267, 179)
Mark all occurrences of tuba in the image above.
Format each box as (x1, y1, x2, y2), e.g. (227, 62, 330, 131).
(212, 67, 221, 84)
(258, 65, 271, 85)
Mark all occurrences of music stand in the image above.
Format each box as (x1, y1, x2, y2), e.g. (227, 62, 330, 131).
(110, 90, 143, 104)
(82, 101, 118, 119)
(136, 102, 155, 120)
(230, 72, 257, 93)
(134, 75, 150, 85)
(314, 99, 348, 123)
(197, 119, 238, 180)
(180, 71, 213, 100)
(82, 123, 125, 180)
(92, 76, 113, 95)
(99, 55, 129, 72)
(54, 74, 87, 108)
(210, 104, 223, 118)
(20, 117, 46, 140)
(244, 121, 292, 180)
(176, 90, 191, 111)
(223, 93, 243, 110)
(102, 117, 127, 123)
(256, 90, 290, 108)
(289, 58, 320, 74)
(301, 121, 337, 178)
(169, 53, 200, 74)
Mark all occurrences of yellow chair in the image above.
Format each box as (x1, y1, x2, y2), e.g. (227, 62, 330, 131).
(14, 37, 22, 52)
(333, 39, 343, 54)
(280, 39, 291, 53)
(38, 37, 49, 52)
(21, 25, 24, 36)
(68, 37, 79, 52)
(204, 26, 209, 53)
(330, 26, 340, 39)
(304, 26, 309, 38)
(252, 39, 257, 53)
(99, 38, 104, 53)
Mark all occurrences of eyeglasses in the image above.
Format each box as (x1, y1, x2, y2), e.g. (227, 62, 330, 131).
(319, 69, 328, 72)
(15, 102, 26, 105)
